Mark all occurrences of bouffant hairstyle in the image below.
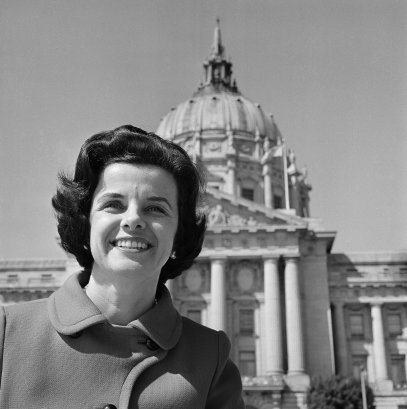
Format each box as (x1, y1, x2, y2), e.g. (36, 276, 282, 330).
(52, 125, 206, 282)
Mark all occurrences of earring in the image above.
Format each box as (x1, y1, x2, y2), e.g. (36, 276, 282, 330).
(170, 251, 176, 259)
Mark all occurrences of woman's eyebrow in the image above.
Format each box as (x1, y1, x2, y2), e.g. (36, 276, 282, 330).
(95, 192, 124, 201)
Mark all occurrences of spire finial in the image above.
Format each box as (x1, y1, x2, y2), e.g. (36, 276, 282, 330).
(211, 18, 223, 58)
(195, 19, 239, 93)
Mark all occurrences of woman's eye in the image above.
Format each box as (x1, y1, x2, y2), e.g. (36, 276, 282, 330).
(146, 205, 166, 214)
(103, 201, 124, 211)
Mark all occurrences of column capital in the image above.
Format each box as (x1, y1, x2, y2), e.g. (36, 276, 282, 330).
(284, 255, 300, 262)
(370, 301, 384, 307)
(262, 256, 279, 263)
(210, 257, 227, 265)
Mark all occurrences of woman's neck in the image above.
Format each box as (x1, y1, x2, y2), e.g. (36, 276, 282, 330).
(85, 271, 158, 325)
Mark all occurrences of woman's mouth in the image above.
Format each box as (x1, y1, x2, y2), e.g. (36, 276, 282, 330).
(112, 239, 152, 251)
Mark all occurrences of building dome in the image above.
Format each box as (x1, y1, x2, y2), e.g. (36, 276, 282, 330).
(156, 87, 278, 142)
(156, 20, 311, 217)
(156, 21, 279, 143)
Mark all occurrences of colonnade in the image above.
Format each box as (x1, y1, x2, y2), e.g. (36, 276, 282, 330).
(333, 301, 392, 385)
(209, 256, 305, 376)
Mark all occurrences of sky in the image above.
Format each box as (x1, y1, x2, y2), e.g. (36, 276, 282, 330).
(0, 0, 406, 260)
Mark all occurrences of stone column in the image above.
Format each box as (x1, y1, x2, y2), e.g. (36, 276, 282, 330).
(371, 303, 390, 384)
(285, 257, 305, 375)
(210, 259, 227, 331)
(263, 257, 283, 374)
(333, 302, 348, 375)
(262, 163, 273, 209)
(226, 159, 236, 196)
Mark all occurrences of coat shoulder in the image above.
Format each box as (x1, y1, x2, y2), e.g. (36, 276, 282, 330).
(181, 316, 218, 337)
(2, 298, 50, 335)
(181, 316, 230, 350)
(3, 298, 47, 319)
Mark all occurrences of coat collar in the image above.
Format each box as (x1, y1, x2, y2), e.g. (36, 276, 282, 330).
(48, 271, 182, 350)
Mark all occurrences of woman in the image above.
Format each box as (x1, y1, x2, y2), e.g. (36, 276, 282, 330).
(0, 125, 245, 409)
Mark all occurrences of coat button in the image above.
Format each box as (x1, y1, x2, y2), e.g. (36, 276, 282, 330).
(102, 405, 117, 409)
(145, 338, 159, 351)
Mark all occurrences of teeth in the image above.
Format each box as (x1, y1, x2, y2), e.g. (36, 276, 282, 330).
(115, 239, 149, 250)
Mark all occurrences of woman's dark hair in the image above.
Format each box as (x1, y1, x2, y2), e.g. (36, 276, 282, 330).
(52, 125, 206, 282)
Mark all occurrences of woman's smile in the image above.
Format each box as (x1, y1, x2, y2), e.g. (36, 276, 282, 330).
(112, 238, 152, 251)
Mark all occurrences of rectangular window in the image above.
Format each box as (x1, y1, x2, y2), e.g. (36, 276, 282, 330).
(273, 195, 283, 209)
(239, 309, 254, 335)
(187, 309, 201, 324)
(388, 313, 402, 337)
(391, 355, 406, 388)
(239, 351, 256, 376)
(349, 313, 364, 338)
(241, 188, 254, 201)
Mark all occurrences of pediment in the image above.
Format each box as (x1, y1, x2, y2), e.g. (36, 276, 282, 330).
(202, 187, 307, 231)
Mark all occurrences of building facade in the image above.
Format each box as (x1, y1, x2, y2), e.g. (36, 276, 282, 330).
(1, 22, 406, 409)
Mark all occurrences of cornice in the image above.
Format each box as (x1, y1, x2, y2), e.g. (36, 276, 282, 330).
(206, 224, 301, 234)
(0, 259, 67, 271)
(329, 251, 407, 265)
(199, 247, 300, 259)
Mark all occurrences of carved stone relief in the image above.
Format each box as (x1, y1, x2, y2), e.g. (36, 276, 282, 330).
(230, 261, 261, 293)
(237, 267, 255, 291)
(207, 141, 222, 152)
(238, 142, 254, 155)
(184, 267, 203, 292)
(206, 204, 259, 227)
(181, 264, 209, 294)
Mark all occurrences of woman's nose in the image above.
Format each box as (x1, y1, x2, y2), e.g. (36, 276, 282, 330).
(120, 207, 146, 230)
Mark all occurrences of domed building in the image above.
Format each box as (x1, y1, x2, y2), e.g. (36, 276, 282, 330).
(0, 21, 406, 409)
(155, 22, 407, 409)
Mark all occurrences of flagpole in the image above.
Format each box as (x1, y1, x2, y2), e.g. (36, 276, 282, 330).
(282, 139, 290, 209)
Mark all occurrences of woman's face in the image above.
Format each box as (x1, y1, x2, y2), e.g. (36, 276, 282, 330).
(89, 163, 178, 284)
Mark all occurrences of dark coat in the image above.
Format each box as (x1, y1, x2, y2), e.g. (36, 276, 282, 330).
(0, 271, 244, 409)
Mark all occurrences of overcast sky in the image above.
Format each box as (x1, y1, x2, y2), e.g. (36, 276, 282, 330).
(1, 0, 406, 260)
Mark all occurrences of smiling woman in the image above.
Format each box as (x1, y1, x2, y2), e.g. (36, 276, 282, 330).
(0, 125, 245, 409)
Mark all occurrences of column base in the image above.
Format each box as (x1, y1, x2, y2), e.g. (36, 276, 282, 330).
(284, 373, 310, 391)
(374, 379, 393, 392)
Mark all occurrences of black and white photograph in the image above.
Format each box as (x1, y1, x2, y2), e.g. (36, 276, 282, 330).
(0, 1, 406, 408)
